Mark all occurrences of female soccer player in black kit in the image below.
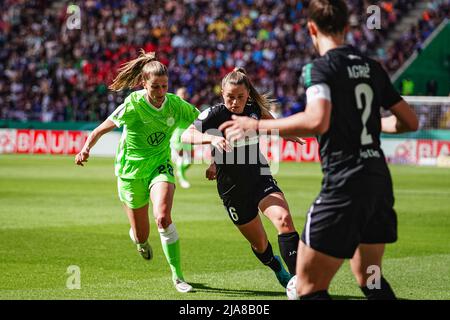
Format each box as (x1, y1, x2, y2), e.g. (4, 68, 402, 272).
(220, 0, 418, 300)
(182, 68, 303, 288)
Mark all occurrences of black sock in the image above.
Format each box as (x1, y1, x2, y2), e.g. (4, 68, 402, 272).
(278, 231, 299, 274)
(300, 290, 332, 300)
(360, 276, 397, 300)
(252, 242, 281, 272)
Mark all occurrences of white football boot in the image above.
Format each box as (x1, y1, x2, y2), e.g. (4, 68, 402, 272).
(173, 278, 194, 293)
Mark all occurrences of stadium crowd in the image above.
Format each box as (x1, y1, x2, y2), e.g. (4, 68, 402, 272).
(384, 0, 450, 73)
(0, 0, 448, 122)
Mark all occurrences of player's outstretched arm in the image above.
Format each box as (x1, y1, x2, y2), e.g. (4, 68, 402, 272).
(75, 119, 116, 166)
(181, 125, 232, 152)
(181, 125, 208, 144)
(219, 99, 331, 142)
(259, 98, 331, 136)
(381, 100, 419, 134)
(261, 111, 306, 145)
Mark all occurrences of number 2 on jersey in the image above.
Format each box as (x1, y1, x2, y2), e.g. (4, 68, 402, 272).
(355, 83, 374, 145)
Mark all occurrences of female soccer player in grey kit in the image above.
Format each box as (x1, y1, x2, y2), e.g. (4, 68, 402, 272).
(220, 0, 418, 300)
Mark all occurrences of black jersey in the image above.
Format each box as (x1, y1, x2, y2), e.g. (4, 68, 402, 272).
(301, 45, 402, 194)
(194, 103, 270, 195)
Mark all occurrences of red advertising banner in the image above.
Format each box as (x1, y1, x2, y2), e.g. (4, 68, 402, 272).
(49, 130, 67, 154)
(416, 139, 450, 161)
(1, 129, 448, 166)
(194, 136, 321, 163)
(267, 137, 320, 162)
(0, 129, 89, 155)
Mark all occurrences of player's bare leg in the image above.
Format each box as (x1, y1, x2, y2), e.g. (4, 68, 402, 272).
(124, 204, 153, 260)
(236, 215, 268, 252)
(259, 192, 295, 233)
(259, 192, 299, 275)
(350, 244, 396, 299)
(296, 241, 344, 299)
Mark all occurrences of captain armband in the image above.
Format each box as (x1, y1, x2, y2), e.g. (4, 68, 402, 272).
(306, 83, 331, 103)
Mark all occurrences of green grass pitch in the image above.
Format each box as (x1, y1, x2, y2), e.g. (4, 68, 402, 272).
(0, 154, 449, 300)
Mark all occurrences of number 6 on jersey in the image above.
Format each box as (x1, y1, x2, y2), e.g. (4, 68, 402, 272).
(227, 206, 239, 222)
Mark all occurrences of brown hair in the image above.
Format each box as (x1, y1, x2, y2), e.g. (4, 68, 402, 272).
(109, 49, 168, 91)
(308, 0, 349, 35)
(221, 67, 275, 118)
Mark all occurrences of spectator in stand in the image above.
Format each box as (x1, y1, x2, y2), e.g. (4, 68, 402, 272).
(0, 0, 448, 122)
(426, 79, 438, 96)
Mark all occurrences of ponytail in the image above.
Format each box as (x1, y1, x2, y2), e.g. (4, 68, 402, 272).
(222, 67, 276, 118)
(109, 49, 168, 91)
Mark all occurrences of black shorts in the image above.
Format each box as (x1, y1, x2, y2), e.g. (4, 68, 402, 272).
(301, 191, 397, 259)
(219, 175, 282, 225)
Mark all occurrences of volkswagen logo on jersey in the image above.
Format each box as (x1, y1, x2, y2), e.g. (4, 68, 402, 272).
(249, 113, 258, 120)
(147, 132, 166, 146)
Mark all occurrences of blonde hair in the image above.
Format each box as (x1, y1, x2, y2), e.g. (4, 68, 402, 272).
(221, 67, 274, 118)
(109, 49, 168, 91)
